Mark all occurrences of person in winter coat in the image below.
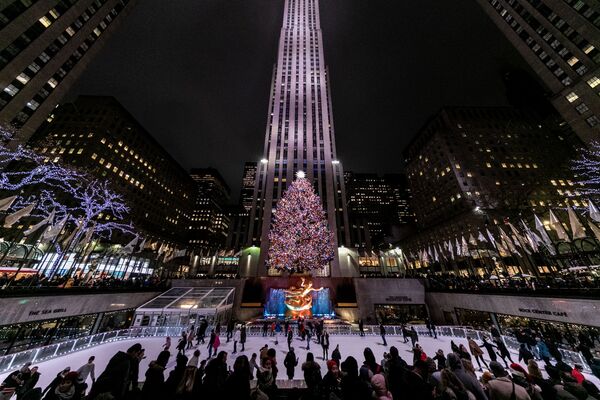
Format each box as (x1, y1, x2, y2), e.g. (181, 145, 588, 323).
(207, 330, 217, 358)
(232, 326, 240, 354)
(433, 349, 447, 371)
(140, 360, 166, 400)
(438, 368, 474, 400)
(332, 344, 342, 367)
(177, 332, 187, 355)
(196, 319, 208, 345)
(322, 360, 343, 399)
(302, 352, 322, 395)
(362, 347, 383, 376)
(88, 343, 143, 400)
(468, 338, 488, 371)
(486, 361, 532, 400)
(536, 339, 551, 365)
(380, 324, 387, 346)
(164, 353, 188, 395)
(447, 352, 488, 400)
(519, 343, 535, 365)
(257, 356, 276, 399)
(459, 344, 472, 361)
(42, 372, 82, 400)
(340, 356, 373, 400)
(371, 373, 393, 400)
(321, 330, 330, 360)
(527, 360, 558, 400)
(451, 340, 460, 354)
(163, 336, 171, 351)
(480, 337, 498, 363)
(386, 346, 408, 400)
(240, 324, 247, 352)
(203, 351, 228, 397)
(405, 360, 434, 400)
(496, 338, 514, 367)
(284, 347, 298, 379)
(411, 326, 419, 347)
(223, 355, 251, 400)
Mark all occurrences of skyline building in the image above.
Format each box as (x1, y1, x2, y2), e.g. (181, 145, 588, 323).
(0, 0, 136, 142)
(29, 95, 194, 243)
(247, 0, 350, 276)
(240, 161, 257, 212)
(476, 0, 600, 143)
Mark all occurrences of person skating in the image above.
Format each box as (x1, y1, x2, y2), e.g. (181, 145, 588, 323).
(207, 329, 217, 358)
(519, 343, 535, 365)
(284, 347, 299, 380)
(196, 318, 208, 345)
(411, 326, 419, 347)
(332, 344, 341, 367)
(495, 337, 514, 367)
(287, 327, 293, 351)
(468, 337, 488, 371)
(176, 333, 187, 355)
(240, 323, 247, 352)
(480, 337, 498, 363)
(358, 319, 365, 337)
(379, 323, 387, 346)
(321, 329, 330, 360)
(76, 356, 96, 386)
(232, 325, 240, 354)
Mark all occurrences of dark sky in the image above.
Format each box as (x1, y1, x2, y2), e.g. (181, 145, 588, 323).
(68, 0, 527, 200)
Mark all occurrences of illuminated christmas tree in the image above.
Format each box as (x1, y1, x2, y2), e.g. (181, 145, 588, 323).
(572, 140, 600, 200)
(267, 171, 335, 272)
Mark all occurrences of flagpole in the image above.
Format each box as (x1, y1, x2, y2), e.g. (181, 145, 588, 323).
(4, 226, 47, 288)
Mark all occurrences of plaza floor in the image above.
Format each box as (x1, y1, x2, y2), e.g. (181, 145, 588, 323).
(2, 332, 598, 390)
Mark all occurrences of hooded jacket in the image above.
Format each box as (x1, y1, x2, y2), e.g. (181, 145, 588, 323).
(371, 374, 392, 400)
(447, 353, 488, 400)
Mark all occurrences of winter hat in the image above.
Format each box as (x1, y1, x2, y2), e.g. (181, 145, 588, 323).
(527, 360, 543, 379)
(510, 363, 529, 380)
(446, 352, 462, 370)
(490, 361, 507, 377)
(64, 372, 79, 382)
(327, 360, 337, 371)
(128, 343, 143, 353)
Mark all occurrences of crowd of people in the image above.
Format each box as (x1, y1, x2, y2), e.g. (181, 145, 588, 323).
(0, 274, 169, 292)
(2, 319, 600, 400)
(425, 273, 600, 294)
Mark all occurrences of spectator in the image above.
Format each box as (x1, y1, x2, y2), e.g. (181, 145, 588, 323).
(486, 361, 531, 400)
(302, 352, 322, 395)
(340, 356, 372, 400)
(203, 351, 228, 397)
(446, 353, 487, 400)
(88, 343, 143, 400)
(223, 355, 251, 400)
(284, 347, 298, 380)
(322, 360, 343, 399)
(371, 373, 393, 400)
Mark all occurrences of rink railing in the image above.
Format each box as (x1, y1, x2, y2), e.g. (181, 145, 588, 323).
(0, 324, 590, 374)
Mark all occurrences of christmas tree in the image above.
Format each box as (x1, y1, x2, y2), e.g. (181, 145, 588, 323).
(572, 140, 600, 200)
(267, 171, 335, 272)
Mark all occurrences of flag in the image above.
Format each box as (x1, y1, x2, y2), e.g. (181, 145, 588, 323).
(589, 220, 600, 241)
(455, 238, 462, 257)
(567, 206, 586, 239)
(122, 236, 138, 254)
(508, 222, 527, 247)
(486, 229, 497, 248)
(549, 210, 570, 241)
(0, 195, 17, 211)
(437, 244, 445, 261)
(433, 246, 439, 262)
(461, 236, 469, 256)
(42, 215, 68, 242)
(468, 233, 477, 246)
(498, 226, 520, 256)
(23, 209, 54, 236)
(81, 222, 96, 244)
(448, 240, 455, 259)
(3, 202, 35, 228)
(136, 238, 147, 253)
(477, 231, 487, 243)
(589, 199, 600, 223)
(61, 220, 84, 249)
(533, 214, 556, 255)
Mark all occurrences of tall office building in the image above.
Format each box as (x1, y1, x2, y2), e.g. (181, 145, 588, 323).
(247, 0, 350, 276)
(29, 95, 194, 243)
(189, 168, 231, 252)
(0, 0, 135, 142)
(240, 162, 257, 212)
(476, 0, 600, 143)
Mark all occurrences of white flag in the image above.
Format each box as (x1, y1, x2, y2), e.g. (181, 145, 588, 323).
(461, 236, 469, 256)
(478, 231, 487, 243)
(448, 240, 455, 260)
(4, 202, 36, 228)
(486, 229, 497, 248)
(588, 220, 600, 241)
(468, 234, 477, 246)
(23, 209, 54, 236)
(589, 199, 600, 223)
(0, 195, 17, 211)
(549, 210, 570, 242)
(533, 215, 556, 255)
(567, 206, 586, 239)
(42, 215, 68, 242)
(122, 236, 139, 254)
(455, 238, 462, 257)
(137, 238, 146, 253)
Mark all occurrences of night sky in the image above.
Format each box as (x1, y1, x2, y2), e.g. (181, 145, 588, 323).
(68, 0, 527, 199)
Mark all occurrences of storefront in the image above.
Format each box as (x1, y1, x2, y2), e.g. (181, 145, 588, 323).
(375, 304, 428, 324)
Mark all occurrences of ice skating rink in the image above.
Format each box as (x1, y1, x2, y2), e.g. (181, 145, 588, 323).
(2, 333, 598, 389)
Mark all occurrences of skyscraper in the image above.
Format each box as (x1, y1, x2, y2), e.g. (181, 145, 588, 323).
(240, 162, 257, 212)
(0, 0, 136, 142)
(247, 0, 350, 277)
(476, 0, 600, 143)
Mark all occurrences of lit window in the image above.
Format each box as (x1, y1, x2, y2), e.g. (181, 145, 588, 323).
(583, 44, 595, 54)
(99, 158, 105, 165)
(501, 163, 507, 168)
(49, 8, 60, 18)
(565, 92, 579, 102)
(587, 76, 600, 88)
(551, 180, 557, 186)
(91, 153, 98, 160)
(532, 164, 538, 168)
(39, 16, 52, 27)
(66, 27, 75, 36)
(575, 103, 589, 114)
(586, 115, 600, 127)
(26, 100, 39, 110)
(16, 73, 30, 84)
(486, 162, 492, 168)
(3, 85, 19, 96)
(567, 56, 579, 66)
(455, 164, 461, 169)
(100, 138, 106, 144)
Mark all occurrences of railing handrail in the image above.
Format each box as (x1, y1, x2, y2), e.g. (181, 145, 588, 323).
(0, 324, 590, 375)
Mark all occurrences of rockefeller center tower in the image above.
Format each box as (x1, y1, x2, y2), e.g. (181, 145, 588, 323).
(248, 0, 351, 277)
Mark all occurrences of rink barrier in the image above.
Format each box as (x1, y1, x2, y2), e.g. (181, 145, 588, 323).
(0, 324, 590, 374)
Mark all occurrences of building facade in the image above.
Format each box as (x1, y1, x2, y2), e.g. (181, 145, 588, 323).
(29, 95, 194, 243)
(345, 172, 413, 251)
(188, 168, 231, 252)
(476, 0, 600, 143)
(240, 161, 257, 212)
(247, 0, 350, 276)
(1, 0, 136, 142)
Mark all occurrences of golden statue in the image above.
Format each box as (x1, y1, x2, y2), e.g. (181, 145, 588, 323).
(283, 277, 323, 318)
